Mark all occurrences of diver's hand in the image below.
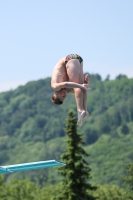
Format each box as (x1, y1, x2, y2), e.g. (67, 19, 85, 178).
(81, 84, 91, 91)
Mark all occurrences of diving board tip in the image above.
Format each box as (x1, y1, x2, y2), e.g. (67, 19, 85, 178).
(0, 160, 65, 174)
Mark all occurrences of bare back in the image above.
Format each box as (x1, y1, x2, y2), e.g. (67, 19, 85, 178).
(51, 57, 69, 89)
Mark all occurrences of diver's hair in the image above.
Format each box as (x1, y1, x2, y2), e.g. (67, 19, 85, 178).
(52, 95, 63, 105)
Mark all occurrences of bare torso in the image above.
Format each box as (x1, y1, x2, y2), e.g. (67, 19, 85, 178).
(51, 57, 69, 89)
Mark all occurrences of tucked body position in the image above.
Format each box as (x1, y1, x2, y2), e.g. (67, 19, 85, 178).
(51, 54, 90, 125)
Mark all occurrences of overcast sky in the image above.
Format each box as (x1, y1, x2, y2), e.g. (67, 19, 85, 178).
(0, 0, 133, 92)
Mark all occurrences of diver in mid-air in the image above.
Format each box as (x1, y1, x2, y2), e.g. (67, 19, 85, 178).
(51, 54, 90, 125)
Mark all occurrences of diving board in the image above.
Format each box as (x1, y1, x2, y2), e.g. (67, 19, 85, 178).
(0, 160, 65, 174)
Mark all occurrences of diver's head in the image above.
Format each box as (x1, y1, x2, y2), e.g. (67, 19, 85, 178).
(51, 89, 67, 105)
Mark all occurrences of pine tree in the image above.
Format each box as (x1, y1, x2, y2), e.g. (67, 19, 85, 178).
(54, 110, 96, 200)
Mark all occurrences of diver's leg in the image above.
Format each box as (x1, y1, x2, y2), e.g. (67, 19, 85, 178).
(66, 59, 85, 125)
(80, 63, 89, 121)
(73, 88, 86, 125)
(83, 73, 89, 111)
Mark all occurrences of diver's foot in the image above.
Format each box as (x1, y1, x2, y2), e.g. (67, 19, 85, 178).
(77, 111, 86, 126)
(82, 111, 89, 123)
(84, 74, 90, 84)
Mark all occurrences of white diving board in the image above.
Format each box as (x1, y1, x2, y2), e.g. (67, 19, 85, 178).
(0, 160, 65, 174)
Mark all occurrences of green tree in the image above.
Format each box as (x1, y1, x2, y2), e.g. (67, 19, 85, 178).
(85, 128, 99, 145)
(121, 123, 129, 135)
(54, 110, 96, 200)
(0, 175, 7, 200)
(115, 74, 127, 80)
(5, 178, 40, 200)
(122, 163, 133, 200)
(93, 185, 130, 200)
(105, 75, 110, 81)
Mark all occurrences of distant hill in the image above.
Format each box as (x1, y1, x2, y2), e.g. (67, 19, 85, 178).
(0, 74, 133, 186)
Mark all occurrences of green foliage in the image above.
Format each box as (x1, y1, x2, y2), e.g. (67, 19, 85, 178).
(0, 176, 41, 200)
(54, 110, 96, 200)
(0, 176, 132, 200)
(121, 123, 129, 135)
(0, 74, 133, 185)
(122, 163, 133, 192)
(93, 185, 131, 200)
(6, 179, 40, 200)
(115, 74, 128, 80)
(0, 175, 7, 200)
(85, 132, 133, 186)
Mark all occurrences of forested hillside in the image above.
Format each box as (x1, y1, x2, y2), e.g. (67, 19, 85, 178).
(0, 74, 133, 186)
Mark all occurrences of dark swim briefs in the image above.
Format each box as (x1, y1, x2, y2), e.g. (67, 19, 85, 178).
(65, 54, 83, 64)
